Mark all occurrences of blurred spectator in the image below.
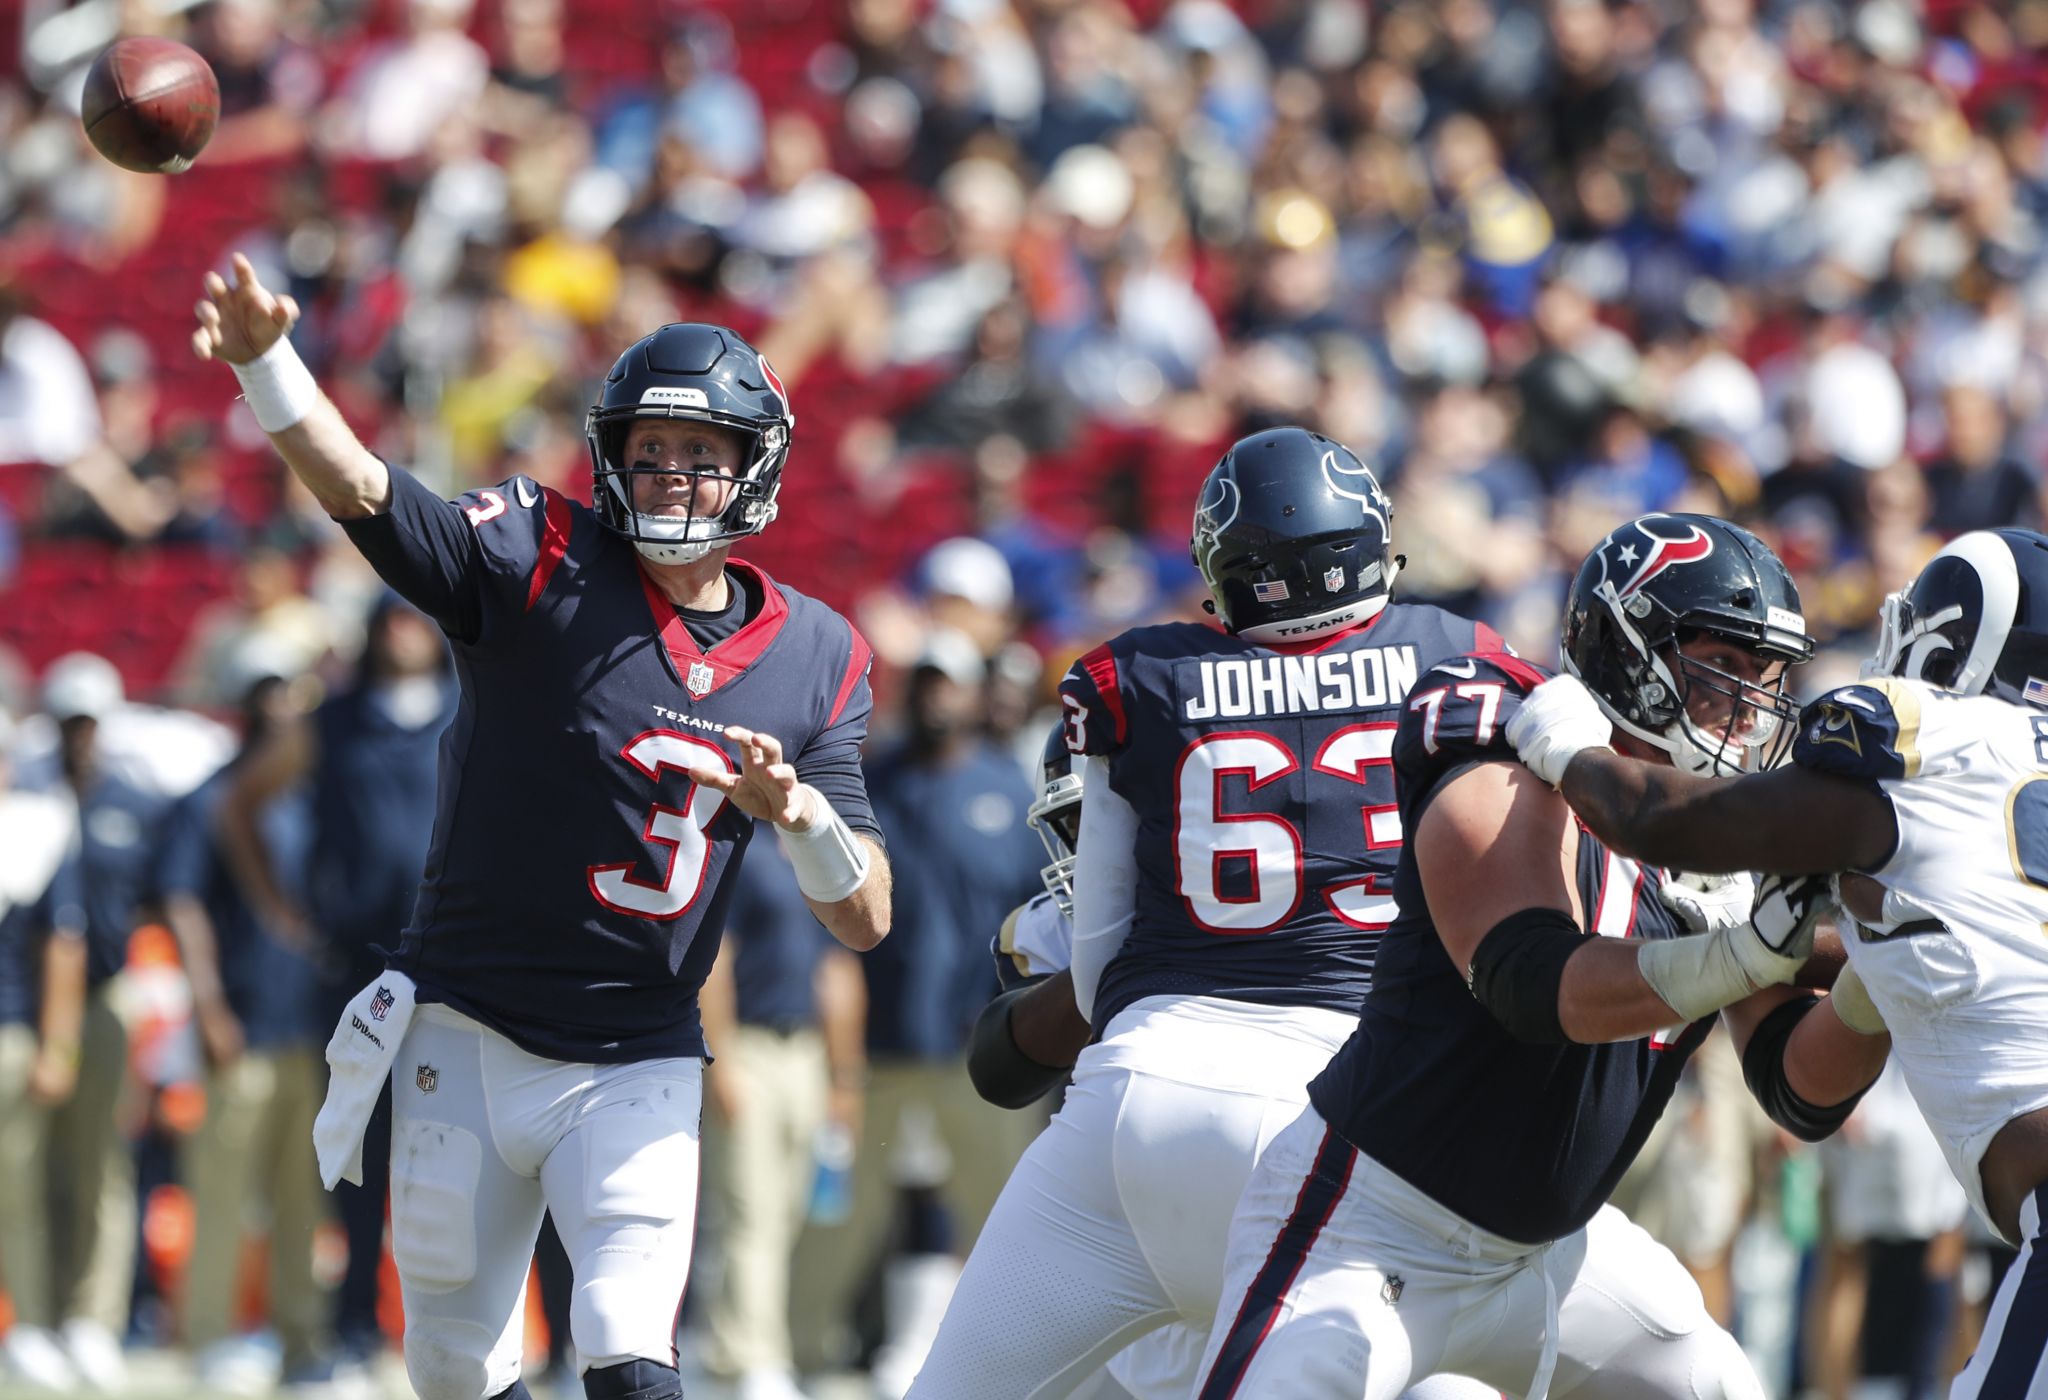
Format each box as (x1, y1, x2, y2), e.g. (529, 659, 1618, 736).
(321, 0, 490, 162)
(159, 672, 330, 1394)
(1922, 383, 2041, 537)
(918, 538, 1017, 658)
(221, 594, 453, 1366)
(0, 281, 98, 469)
(39, 653, 170, 1392)
(593, 16, 764, 187)
(172, 547, 337, 710)
(190, 0, 323, 163)
(699, 823, 866, 1400)
(0, 714, 83, 1390)
(821, 632, 1041, 1395)
(891, 158, 1026, 367)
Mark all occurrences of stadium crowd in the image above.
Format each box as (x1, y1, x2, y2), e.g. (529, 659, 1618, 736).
(1, 0, 2046, 1395)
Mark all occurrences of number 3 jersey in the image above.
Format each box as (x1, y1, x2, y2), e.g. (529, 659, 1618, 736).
(1795, 675, 2048, 1235)
(1057, 604, 1495, 1031)
(340, 466, 880, 1064)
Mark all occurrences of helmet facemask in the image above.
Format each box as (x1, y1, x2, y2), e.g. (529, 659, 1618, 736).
(588, 409, 788, 566)
(1026, 771, 1084, 916)
(1570, 587, 1803, 776)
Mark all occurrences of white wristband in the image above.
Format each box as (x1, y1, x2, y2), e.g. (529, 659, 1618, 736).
(777, 791, 872, 904)
(230, 336, 319, 434)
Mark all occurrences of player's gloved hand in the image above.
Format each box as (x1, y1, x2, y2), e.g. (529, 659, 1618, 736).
(1657, 870, 1756, 933)
(1637, 872, 1833, 1022)
(1504, 675, 1614, 786)
(1863, 591, 1907, 680)
(1743, 871, 1832, 972)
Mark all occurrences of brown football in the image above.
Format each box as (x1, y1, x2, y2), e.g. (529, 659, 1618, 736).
(81, 37, 220, 174)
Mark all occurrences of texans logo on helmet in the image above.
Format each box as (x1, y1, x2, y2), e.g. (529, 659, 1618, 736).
(1607, 517, 1715, 601)
(759, 355, 788, 414)
(1320, 450, 1391, 532)
(1194, 471, 1242, 554)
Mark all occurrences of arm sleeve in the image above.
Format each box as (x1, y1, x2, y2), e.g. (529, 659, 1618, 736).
(1058, 643, 1131, 757)
(338, 468, 565, 646)
(795, 626, 882, 843)
(1070, 757, 1138, 1022)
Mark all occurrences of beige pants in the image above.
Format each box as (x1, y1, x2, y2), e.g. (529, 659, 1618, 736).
(182, 1046, 327, 1368)
(791, 1057, 1030, 1369)
(47, 984, 133, 1333)
(0, 1024, 54, 1326)
(702, 1025, 828, 1377)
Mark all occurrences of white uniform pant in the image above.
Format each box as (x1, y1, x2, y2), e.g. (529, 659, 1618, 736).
(1951, 1185, 2048, 1398)
(1195, 1107, 1762, 1400)
(906, 997, 1497, 1400)
(389, 1005, 703, 1400)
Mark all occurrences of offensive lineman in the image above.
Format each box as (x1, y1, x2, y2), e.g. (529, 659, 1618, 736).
(193, 256, 890, 1400)
(1507, 526, 2048, 1394)
(911, 427, 1501, 1400)
(1196, 515, 1888, 1399)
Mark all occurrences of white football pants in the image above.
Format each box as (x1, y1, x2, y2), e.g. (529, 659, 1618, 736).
(389, 1005, 703, 1400)
(906, 996, 1500, 1400)
(1195, 1107, 1764, 1400)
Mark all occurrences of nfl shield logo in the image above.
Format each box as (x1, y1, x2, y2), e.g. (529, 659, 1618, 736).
(686, 661, 715, 699)
(416, 1064, 438, 1094)
(369, 985, 394, 1021)
(1381, 1275, 1404, 1306)
(1323, 565, 1346, 593)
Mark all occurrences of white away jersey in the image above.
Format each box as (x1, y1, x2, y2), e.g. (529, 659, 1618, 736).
(1796, 676, 2048, 1235)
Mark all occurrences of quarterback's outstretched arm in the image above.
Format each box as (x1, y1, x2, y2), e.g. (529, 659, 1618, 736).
(193, 253, 390, 520)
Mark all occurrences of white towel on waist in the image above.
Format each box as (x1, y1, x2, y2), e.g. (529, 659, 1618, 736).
(313, 972, 416, 1189)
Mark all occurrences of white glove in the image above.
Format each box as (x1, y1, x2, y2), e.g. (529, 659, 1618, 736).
(1658, 870, 1757, 933)
(1637, 872, 1834, 1022)
(1505, 675, 1614, 786)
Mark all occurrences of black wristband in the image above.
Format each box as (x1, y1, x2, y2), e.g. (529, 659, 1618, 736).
(1466, 907, 1596, 1045)
(1741, 993, 1866, 1142)
(967, 986, 1069, 1110)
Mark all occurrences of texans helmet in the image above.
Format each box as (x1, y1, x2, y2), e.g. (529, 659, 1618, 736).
(586, 323, 793, 565)
(1871, 528, 2048, 705)
(1026, 722, 1084, 916)
(1191, 428, 1403, 643)
(1563, 513, 1815, 775)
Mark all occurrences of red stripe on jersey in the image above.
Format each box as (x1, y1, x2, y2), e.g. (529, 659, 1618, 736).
(1475, 650, 1549, 693)
(828, 625, 873, 726)
(1079, 644, 1129, 746)
(635, 557, 792, 701)
(524, 488, 574, 612)
(1473, 621, 1505, 653)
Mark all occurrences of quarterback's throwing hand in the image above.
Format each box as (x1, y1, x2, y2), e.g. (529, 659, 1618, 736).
(690, 726, 816, 830)
(192, 252, 299, 367)
(1505, 674, 1614, 786)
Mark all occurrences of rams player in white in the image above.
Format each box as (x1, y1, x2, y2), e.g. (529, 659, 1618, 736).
(1508, 526, 2048, 1395)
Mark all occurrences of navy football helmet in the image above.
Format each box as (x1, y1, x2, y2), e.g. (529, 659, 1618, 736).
(1190, 428, 1403, 643)
(1872, 528, 2048, 705)
(1563, 513, 1815, 775)
(1026, 722, 1083, 916)
(586, 323, 793, 565)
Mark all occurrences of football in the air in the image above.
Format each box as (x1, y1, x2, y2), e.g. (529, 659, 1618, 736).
(81, 37, 220, 174)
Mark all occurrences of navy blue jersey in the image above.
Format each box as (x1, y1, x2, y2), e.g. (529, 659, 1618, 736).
(47, 774, 166, 986)
(338, 466, 879, 1063)
(156, 773, 324, 1049)
(1309, 653, 1710, 1245)
(862, 741, 1044, 1058)
(1058, 605, 1496, 1030)
(724, 819, 833, 1030)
